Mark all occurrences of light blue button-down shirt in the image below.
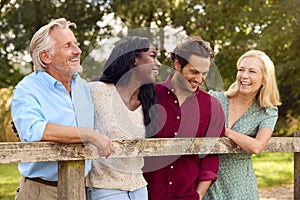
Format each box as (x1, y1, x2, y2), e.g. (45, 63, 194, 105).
(11, 71, 93, 181)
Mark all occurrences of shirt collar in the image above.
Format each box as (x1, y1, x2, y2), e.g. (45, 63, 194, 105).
(160, 73, 201, 96)
(36, 71, 79, 90)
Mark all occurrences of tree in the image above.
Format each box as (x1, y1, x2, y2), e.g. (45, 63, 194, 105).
(1, 0, 114, 79)
(0, 0, 114, 141)
(110, 0, 300, 135)
(1, 0, 299, 138)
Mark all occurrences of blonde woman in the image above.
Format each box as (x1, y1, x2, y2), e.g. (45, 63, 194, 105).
(204, 50, 281, 200)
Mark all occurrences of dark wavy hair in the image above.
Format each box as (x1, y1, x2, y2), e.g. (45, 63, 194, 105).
(171, 36, 214, 69)
(100, 36, 157, 137)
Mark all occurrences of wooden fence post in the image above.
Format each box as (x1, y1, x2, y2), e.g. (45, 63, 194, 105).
(294, 131, 300, 200)
(58, 160, 85, 200)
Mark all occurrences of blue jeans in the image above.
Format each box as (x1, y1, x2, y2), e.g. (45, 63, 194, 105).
(86, 186, 148, 200)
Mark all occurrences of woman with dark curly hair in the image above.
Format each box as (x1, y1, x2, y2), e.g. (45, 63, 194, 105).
(86, 36, 161, 200)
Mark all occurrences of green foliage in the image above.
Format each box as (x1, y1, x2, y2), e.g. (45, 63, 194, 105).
(109, 0, 300, 135)
(0, 3, 23, 88)
(275, 114, 300, 137)
(0, 0, 299, 136)
(0, 57, 23, 88)
(0, 0, 114, 140)
(1, 0, 113, 78)
(111, 0, 173, 28)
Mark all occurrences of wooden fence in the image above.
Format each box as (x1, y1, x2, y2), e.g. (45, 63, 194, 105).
(1, 136, 299, 200)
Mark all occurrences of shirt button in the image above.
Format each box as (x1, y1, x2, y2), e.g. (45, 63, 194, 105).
(177, 116, 180, 120)
(168, 91, 170, 94)
(169, 181, 173, 185)
(174, 100, 178, 104)
(170, 165, 174, 169)
(171, 88, 175, 92)
(174, 132, 178, 136)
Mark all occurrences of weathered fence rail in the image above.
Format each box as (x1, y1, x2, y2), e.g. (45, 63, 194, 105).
(0, 137, 299, 199)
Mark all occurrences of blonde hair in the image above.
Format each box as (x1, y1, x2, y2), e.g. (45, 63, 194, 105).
(29, 18, 76, 71)
(226, 50, 281, 108)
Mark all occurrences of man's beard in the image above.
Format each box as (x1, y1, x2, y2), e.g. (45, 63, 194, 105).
(54, 64, 83, 75)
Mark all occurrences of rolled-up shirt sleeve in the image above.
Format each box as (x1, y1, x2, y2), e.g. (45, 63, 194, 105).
(12, 85, 47, 142)
(198, 95, 226, 182)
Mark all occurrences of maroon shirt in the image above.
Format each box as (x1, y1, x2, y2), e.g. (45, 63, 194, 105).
(143, 75, 225, 200)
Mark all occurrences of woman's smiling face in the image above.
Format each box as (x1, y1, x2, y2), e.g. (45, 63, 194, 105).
(236, 57, 264, 96)
(134, 45, 161, 84)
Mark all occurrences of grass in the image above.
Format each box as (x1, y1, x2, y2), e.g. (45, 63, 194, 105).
(0, 153, 294, 199)
(253, 152, 294, 189)
(0, 163, 20, 200)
